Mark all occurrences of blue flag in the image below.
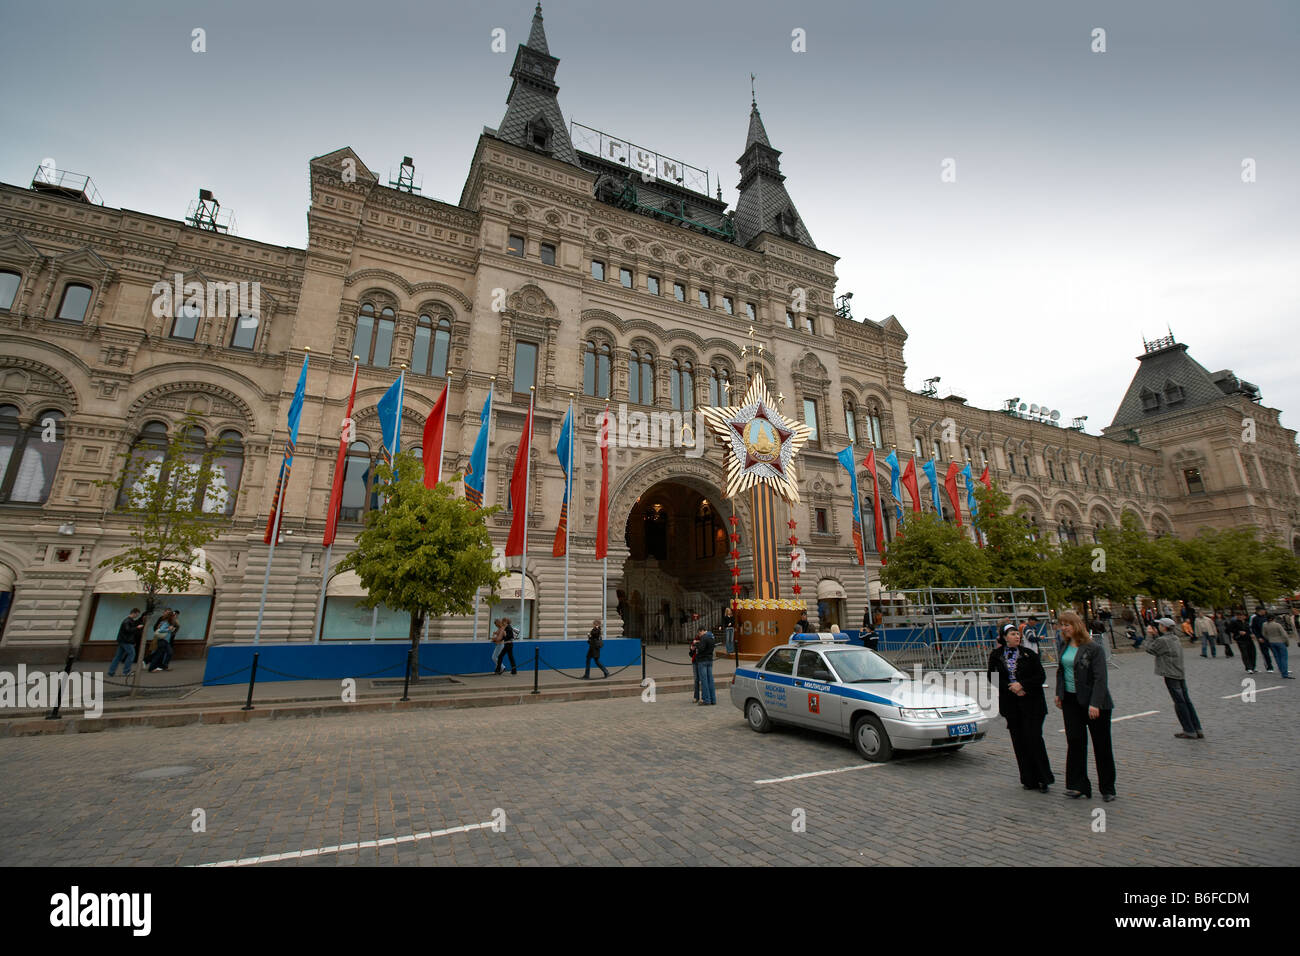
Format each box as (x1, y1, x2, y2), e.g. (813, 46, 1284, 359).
(463, 390, 492, 509)
(377, 373, 404, 464)
(921, 458, 943, 514)
(885, 450, 902, 522)
(962, 462, 978, 519)
(553, 403, 574, 556)
(264, 354, 309, 543)
(835, 447, 864, 564)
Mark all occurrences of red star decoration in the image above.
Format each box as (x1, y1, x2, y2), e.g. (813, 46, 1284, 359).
(731, 567, 741, 577)
(787, 519, 797, 529)
(791, 570, 801, 578)
(730, 403, 793, 472)
(728, 515, 739, 525)
(792, 585, 802, 594)
(788, 536, 799, 545)
(729, 549, 740, 561)
(731, 584, 743, 595)
(729, 533, 740, 544)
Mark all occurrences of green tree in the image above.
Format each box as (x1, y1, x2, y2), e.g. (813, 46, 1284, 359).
(95, 412, 232, 695)
(972, 483, 1055, 590)
(879, 512, 990, 590)
(335, 451, 503, 665)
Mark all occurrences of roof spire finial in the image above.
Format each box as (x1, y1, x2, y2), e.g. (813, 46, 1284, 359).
(750, 72, 756, 108)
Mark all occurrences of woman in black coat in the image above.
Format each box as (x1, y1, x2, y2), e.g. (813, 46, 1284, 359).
(988, 623, 1055, 792)
(1054, 610, 1117, 801)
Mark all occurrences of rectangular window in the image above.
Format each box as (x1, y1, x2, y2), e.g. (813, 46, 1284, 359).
(980, 448, 988, 469)
(56, 284, 92, 322)
(230, 314, 257, 350)
(1082, 467, 1088, 485)
(786, 311, 795, 329)
(803, 399, 819, 445)
(540, 243, 556, 266)
(815, 507, 829, 534)
(1023, 456, 1031, 476)
(673, 282, 686, 302)
(722, 296, 734, 315)
(1047, 461, 1054, 480)
(932, 441, 940, 461)
(804, 314, 815, 334)
(1184, 468, 1204, 494)
(1009, 455, 1017, 475)
(513, 340, 538, 394)
(620, 267, 633, 289)
(591, 260, 605, 281)
(914, 437, 923, 458)
(647, 275, 660, 295)
(507, 234, 525, 257)
(699, 289, 711, 309)
(745, 302, 756, 320)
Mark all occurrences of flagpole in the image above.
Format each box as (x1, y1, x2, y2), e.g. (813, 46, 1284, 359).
(255, 346, 309, 645)
(600, 401, 609, 640)
(373, 365, 405, 643)
(474, 377, 496, 643)
(314, 356, 359, 643)
(520, 386, 535, 641)
(564, 393, 573, 640)
(860, 439, 874, 632)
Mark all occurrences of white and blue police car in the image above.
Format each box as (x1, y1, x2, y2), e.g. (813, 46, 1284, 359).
(730, 633, 990, 761)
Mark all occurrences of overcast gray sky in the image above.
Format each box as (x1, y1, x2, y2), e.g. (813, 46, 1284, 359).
(2, 0, 1296, 433)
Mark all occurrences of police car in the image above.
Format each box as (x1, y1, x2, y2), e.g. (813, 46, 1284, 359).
(730, 633, 990, 761)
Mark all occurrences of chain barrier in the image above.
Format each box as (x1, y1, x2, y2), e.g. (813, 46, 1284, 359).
(535, 655, 595, 681)
(643, 651, 697, 667)
(416, 662, 499, 680)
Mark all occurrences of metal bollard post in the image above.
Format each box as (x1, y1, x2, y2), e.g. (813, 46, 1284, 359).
(46, 652, 76, 720)
(641, 639, 647, 682)
(531, 648, 540, 695)
(400, 648, 412, 702)
(242, 652, 260, 711)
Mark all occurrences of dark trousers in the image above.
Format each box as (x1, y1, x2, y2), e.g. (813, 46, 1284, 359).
(147, 638, 173, 670)
(1005, 701, 1054, 787)
(692, 660, 701, 700)
(1235, 637, 1256, 671)
(583, 646, 608, 677)
(1061, 692, 1116, 796)
(494, 642, 516, 674)
(1163, 677, 1202, 733)
(1257, 638, 1274, 670)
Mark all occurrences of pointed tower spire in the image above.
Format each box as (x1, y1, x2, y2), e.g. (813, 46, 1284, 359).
(733, 92, 815, 249)
(493, 4, 580, 167)
(527, 3, 549, 55)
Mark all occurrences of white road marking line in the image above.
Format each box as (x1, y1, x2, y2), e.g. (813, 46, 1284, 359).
(755, 763, 888, 785)
(196, 820, 496, 867)
(1057, 710, 1159, 732)
(1221, 685, 1286, 699)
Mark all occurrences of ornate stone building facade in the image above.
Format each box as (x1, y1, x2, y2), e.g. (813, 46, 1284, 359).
(1, 7, 1296, 659)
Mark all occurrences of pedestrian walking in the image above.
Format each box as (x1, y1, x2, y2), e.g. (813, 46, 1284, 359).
(1020, 615, 1043, 655)
(695, 627, 717, 705)
(1226, 610, 1255, 672)
(1261, 612, 1293, 678)
(582, 619, 609, 679)
(988, 623, 1054, 792)
(689, 630, 702, 702)
(147, 609, 178, 672)
(1195, 610, 1218, 659)
(1249, 607, 1275, 672)
(494, 617, 517, 675)
(1055, 610, 1117, 802)
(108, 608, 144, 677)
(1146, 617, 1204, 739)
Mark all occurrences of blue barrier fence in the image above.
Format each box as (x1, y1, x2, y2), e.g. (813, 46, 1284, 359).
(202, 638, 643, 685)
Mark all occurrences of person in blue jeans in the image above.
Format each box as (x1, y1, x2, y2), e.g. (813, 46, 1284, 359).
(108, 608, 144, 677)
(688, 632, 702, 702)
(1261, 614, 1293, 678)
(695, 628, 717, 705)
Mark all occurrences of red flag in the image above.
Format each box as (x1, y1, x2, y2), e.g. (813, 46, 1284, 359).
(422, 383, 449, 488)
(595, 405, 610, 560)
(322, 362, 359, 547)
(864, 450, 887, 563)
(900, 457, 922, 513)
(943, 461, 964, 527)
(979, 465, 991, 490)
(504, 395, 534, 556)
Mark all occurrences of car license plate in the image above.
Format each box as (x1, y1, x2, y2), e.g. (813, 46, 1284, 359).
(947, 722, 975, 737)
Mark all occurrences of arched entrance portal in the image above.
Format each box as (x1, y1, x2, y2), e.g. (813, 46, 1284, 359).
(622, 480, 739, 644)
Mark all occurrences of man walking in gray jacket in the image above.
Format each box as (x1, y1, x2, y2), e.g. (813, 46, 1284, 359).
(1147, 617, 1204, 739)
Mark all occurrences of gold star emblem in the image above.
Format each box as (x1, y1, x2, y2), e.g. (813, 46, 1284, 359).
(702, 373, 812, 502)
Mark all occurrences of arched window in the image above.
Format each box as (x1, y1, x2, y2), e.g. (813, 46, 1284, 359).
(670, 360, 694, 411)
(204, 430, 244, 515)
(583, 340, 611, 398)
(116, 421, 170, 509)
(114, 422, 243, 514)
(353, 303, 395, 368)
(628, 349, 654, 405)
(866, 405, 883, 448)
(708, 366, 730, 406)
(0, 271, 20, 311)
(0, 407, 66, 504)
(171, 295, 201, 340)
(340, 440, 374, 523)
(230, 313, 258, 350)
(843, 395, 857, 446)
(413, 313, 451, 378)
(56, 283, 92, 323)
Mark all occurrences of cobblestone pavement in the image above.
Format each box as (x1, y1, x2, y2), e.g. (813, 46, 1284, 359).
(0, 651, 1293, 866)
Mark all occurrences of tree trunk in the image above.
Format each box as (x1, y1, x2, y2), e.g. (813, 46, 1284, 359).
(408, 611, 425, 684)
(132, 593, 158, 699)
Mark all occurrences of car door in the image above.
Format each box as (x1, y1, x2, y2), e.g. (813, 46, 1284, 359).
(793, 648, 841, 733)
(756, 647, 797, 722)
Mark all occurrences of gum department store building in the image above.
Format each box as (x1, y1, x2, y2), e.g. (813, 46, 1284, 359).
(2, 7, 1297, 661)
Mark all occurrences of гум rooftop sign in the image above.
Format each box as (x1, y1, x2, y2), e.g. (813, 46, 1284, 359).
(570, 121, 711, 196)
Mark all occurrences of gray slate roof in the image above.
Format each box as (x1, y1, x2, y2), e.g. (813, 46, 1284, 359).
(493, 5, 582, 168)
(733, 105, 815, 249)
(1108, 341, 1248, 428)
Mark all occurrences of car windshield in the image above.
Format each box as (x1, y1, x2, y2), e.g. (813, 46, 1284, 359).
(824, 648, 905, 683)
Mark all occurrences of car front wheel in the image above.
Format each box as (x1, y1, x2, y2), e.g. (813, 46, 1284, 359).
(746, 699, 772, 733)
(853, 714, 893, 761)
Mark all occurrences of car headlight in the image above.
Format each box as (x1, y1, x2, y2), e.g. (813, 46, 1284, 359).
(899, 707, 942, 720)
